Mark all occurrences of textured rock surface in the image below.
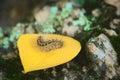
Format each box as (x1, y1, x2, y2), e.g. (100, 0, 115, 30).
(87, 34, 119, 79)
(104, 0, 120, 15)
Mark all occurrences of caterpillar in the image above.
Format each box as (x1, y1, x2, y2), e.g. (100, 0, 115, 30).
(37, 36, 63, 52)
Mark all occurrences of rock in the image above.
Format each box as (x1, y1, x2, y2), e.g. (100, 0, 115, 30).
(26, 24, 35, 33)
(104, 0, 120, 15)
(34, 77, 42, 80)
(87, 34, 119, 79)
(104, 28, 118, 36)
(1, 52, 17, 60)
(62, 24, 79, 37)
(33, 6, 51, 23)
(110, 19, 120, 33)
(0, 71, 4, 80)
(62, 68, 78, 80)
(92, 8, 101, 17)
(56, 0, 68, 9)
(62, 17, 81, 37)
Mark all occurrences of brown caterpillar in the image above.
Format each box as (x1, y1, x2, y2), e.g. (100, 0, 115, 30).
(37, 36, 63, 52)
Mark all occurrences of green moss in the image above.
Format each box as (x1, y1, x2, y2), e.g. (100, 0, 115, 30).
(0, 27, 3, 38)
(110, 34, 120, 64)
(3, 37, 10, 49)
(0, 56, 23, 80)
(9, 23, 25, 42)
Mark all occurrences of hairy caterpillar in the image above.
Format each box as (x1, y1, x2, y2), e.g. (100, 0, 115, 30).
(37, 36, 63, 52)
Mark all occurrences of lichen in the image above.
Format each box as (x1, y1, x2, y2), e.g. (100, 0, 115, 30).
(34, 2, 94, 34)
(0, 23, 25, 49)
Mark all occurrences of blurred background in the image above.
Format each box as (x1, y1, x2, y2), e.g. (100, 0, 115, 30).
(0, 0, 120, 80)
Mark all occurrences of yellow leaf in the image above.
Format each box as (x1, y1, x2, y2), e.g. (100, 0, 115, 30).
(17, 34, 81, 73)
